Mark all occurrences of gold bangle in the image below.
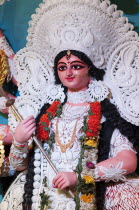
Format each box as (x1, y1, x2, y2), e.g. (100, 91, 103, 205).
(0, 134, 5, 175)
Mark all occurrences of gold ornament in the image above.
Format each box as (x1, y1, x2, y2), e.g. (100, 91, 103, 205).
(0, 49, 11, 86)
(55, 119, 78, 153)
(66, 49, 71, 60)
(0, 134, 5, 174)
(0, 157, 10, 176)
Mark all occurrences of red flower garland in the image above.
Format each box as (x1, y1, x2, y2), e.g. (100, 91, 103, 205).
(37, 101, 101, 142)
(37, 101, 60, 142)
(86, 101, 101, 137)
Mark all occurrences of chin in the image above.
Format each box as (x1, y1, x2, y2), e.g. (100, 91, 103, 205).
(68, 86, 88, 92)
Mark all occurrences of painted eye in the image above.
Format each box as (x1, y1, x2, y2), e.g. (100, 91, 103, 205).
(72, 65, 84, 70)
(57, 66, 67, 71)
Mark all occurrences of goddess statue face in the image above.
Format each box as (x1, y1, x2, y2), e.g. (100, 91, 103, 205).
(57, 54, 90, 91)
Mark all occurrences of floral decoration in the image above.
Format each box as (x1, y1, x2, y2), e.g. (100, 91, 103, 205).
(37, 100, 101, 210)
(37, 100, 62, 142)
(80, 193, 94, 203)
(74, 101, 101, 210)
(83, 175, 95, 184)
(86, 161, 95, 169)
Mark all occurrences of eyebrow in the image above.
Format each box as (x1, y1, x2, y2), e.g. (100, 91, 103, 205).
(57, 61, 86, 65)
(57, 62, 66, 65)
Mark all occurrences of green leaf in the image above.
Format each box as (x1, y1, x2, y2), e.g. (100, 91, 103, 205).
(79, 136, 84, 142)
(39, 189, 51, 210)
(75, 195, 80, 210)
(88, 110, 94, 115)
(55, 99, 61, 102)
(82, 126, 87, 132)
(56, 108, 62, 117)
(48, 112, 53, 120)
(44, 127, 50, 131)
(42, 122, 46, 126)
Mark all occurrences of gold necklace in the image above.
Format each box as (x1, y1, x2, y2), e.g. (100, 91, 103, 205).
(55, 119, 78, 153)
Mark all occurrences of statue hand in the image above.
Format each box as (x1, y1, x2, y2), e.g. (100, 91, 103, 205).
(14, 115, 36, 143)
(52, 172, 77, 190)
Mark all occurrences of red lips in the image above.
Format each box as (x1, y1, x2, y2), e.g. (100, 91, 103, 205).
(65, 77, 75, 81)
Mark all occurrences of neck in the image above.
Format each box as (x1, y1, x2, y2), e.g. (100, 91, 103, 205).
(67, 89, 89, 105)
(68, 87, 88, 92)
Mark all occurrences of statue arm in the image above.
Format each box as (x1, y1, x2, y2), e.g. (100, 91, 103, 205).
(95, 150, 137, 182)
(9, 115, 36, 171)
(95, 129, 137, 182)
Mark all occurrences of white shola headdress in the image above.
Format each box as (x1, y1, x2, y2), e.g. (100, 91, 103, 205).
(9, 0, 139, 130)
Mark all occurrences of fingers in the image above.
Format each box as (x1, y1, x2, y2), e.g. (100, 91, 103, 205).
(53, 177, 67, 190)
(53, 175, 64, 188)
(53, 172, 61, 183)
(59, 182, 68, 190)
(22, 115, 35, 125)
(57, 180, 66, 190)
(26, 125, 36, 136)
(25, 121, 36, 133)
(21, 116, 36, 131)
(52, 172, 77, 190)
(14, 115, 36, 143)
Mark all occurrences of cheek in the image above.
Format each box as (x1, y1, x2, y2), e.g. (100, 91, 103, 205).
(75, 75, 90, 89)
(75, 70, 90, 82)
(80, 76, 90, 86)
(74, 69, 88, 77)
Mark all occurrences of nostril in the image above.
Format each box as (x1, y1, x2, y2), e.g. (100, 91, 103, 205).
(66, 69, 73, 77)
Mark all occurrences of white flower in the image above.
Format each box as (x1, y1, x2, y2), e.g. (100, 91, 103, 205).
(98, 161, 127, 182)
(87, 79, 109, 102)
(45, 84, 65, 103)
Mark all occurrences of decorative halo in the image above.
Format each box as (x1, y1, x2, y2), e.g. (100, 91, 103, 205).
(12, 0, 139, 126)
